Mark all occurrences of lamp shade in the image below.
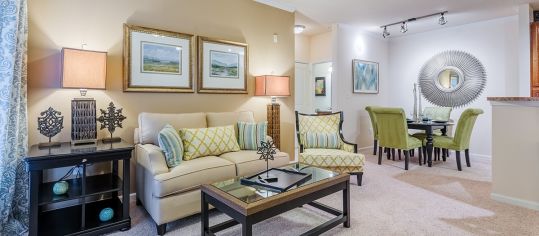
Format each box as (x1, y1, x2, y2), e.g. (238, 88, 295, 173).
(62, 48, 107, 89)
(255, 75, 290, 96)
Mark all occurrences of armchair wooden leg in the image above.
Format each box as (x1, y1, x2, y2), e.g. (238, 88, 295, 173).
(456, 151, 462, 171)
(356, 172, 363, 186)
(378, 147, 383, 165)
(136, 197, 142, 206)
(373, 140, 378, 155)
(404, 150, 410, 170)
(156, 223, 167, 236)
(465, 149, 471, 167)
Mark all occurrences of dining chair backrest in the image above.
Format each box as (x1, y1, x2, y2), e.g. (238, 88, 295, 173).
(423, 107, 452, 121)
(453, 108, 483, 150)
(370, 107, 410, 149)
(365, 106, 379, 139)
(295, 111, 342, 146)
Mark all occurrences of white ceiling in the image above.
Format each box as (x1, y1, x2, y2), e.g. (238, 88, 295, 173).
(257, 0, 539, 37)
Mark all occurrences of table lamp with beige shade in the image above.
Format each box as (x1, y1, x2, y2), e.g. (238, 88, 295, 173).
(255, 75, 290, 149)
(61, 47, 107, 145)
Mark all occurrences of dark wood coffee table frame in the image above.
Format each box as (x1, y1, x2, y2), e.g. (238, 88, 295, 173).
(201, 172, 350, 236)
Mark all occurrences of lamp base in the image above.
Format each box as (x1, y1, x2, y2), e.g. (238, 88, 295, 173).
(267, 103, 280, 149)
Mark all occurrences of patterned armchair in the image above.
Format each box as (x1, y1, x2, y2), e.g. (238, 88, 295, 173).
(295, 111, 365, 185)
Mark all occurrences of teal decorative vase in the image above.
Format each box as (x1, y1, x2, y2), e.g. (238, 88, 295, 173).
(52, 181, 69, 195)
(99, 207, 114, 222)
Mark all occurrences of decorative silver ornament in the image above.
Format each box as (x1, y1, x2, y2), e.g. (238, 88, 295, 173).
(418, 50, 486, 108)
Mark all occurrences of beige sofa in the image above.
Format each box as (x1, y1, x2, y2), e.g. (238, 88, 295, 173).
(134, 111, 289, 235)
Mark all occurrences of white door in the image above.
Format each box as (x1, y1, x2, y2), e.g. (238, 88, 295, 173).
(295, 62, 314, 113)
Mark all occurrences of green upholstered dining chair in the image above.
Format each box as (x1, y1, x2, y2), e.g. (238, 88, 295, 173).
(432, 108, 483, 171)
(295, 111, 365, 185)
(370, 107, 423, 170)
(365, 106, 379, 155)
(423, 107, 453, 121)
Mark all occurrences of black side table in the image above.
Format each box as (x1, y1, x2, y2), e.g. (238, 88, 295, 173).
(25, 140, 133, 236)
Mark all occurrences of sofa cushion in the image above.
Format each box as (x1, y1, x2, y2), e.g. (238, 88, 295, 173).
(220, 150, 290, 177)
(180, 125, 240, 160)
(237, 121, 267, 150)
(138, 112, 207, 145)
(158, 124, 184, 168)
(152, 156, 236, 197)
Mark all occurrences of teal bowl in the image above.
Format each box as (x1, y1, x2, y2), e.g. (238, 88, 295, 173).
(99, 207, 114, 222)
(52, 181, 69, 195)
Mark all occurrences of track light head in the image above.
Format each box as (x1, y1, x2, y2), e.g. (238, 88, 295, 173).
(439, 13, 447, 25)
(400, 22, 408, 33)
(382, 26, 390, 38)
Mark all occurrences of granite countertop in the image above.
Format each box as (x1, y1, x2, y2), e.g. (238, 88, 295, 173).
(487, 97, 539, 102)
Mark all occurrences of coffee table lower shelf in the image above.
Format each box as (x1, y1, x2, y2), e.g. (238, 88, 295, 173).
(201, 173, 350, 236)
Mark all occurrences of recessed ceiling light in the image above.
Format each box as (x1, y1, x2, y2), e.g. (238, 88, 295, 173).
(294, 25, 306, 34)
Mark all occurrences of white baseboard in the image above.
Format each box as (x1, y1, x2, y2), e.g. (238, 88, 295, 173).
(491, 193, 539, 211)
(358, 146, 373, 151)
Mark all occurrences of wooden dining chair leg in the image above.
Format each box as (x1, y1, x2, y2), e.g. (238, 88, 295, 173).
(465, 149, 471, 167)
(392, 149, 396, 161)
(378, 147, 383, 165)
(373, 140, 378, 155)
(456, 151, 462, 171)
(386, 148, 390, 160)
(418, 147, 422, 166)
(404, 150, 409, 170)
(442, 149, 447, 162)
(398, 149, 401, 160)
(411, 149, 414, 157)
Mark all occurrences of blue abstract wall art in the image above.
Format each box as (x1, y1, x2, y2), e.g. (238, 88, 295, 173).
(353, 59, 379, 94)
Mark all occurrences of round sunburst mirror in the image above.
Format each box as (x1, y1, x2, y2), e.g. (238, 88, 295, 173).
(418, 50, 486, 107)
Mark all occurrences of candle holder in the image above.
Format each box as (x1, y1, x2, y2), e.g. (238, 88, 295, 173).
(97, 102, 126, 143)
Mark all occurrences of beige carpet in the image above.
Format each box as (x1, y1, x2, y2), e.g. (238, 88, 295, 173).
(109, 150, 539, 235)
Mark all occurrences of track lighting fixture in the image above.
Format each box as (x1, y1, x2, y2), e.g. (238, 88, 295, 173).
(439, 12, 447, 25)
(400, 22, 408, 33)
(382, 26, 390, 38)
(380, 11, 448, 38)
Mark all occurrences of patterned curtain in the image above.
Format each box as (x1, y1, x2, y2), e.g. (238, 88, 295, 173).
(0, 0, 29, 235)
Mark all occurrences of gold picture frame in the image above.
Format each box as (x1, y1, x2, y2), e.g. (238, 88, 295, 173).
(123, 24, 195, 93)
(197, 36, 248, 94)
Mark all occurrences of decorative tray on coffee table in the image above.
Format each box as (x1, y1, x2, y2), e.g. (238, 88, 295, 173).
(240, 168, 312, 192)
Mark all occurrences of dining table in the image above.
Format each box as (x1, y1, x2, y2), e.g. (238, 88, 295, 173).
(407, 120, 454, 167)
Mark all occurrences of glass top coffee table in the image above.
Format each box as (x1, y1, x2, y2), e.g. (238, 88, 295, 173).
(201, 163, 351, 236)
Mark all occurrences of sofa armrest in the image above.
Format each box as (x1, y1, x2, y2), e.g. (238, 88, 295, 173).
(136, 144, 169, 175)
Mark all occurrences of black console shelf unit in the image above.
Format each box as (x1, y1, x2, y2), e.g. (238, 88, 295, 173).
(25, 141, 133, 236)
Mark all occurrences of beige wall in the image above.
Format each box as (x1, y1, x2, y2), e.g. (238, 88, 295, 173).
(27, 0, 295, 191)
(491, 102, 539, 210)
(309, 31, 333, 63)
(295, 34, 310, 63)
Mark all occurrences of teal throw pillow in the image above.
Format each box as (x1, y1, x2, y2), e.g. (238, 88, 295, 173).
(303, 132, 340, 149)
(237, 122, 267, 150)
(158, 124, 184, 168)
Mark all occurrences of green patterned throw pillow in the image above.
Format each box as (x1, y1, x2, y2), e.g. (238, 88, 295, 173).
(303, 132, 340, 149)
(180, 125, 240, 160)
(157, 124, 184, 168)
(237, 122, 267, 150)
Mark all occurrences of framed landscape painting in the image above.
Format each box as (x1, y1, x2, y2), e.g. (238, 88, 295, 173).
(352, 59, 379, 94)
(198, 36, 248, 94)
(123, 24, 194, 93)
(315, 77, 326, 96)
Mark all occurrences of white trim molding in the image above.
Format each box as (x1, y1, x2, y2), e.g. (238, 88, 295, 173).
(491, 193, 539, 211)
